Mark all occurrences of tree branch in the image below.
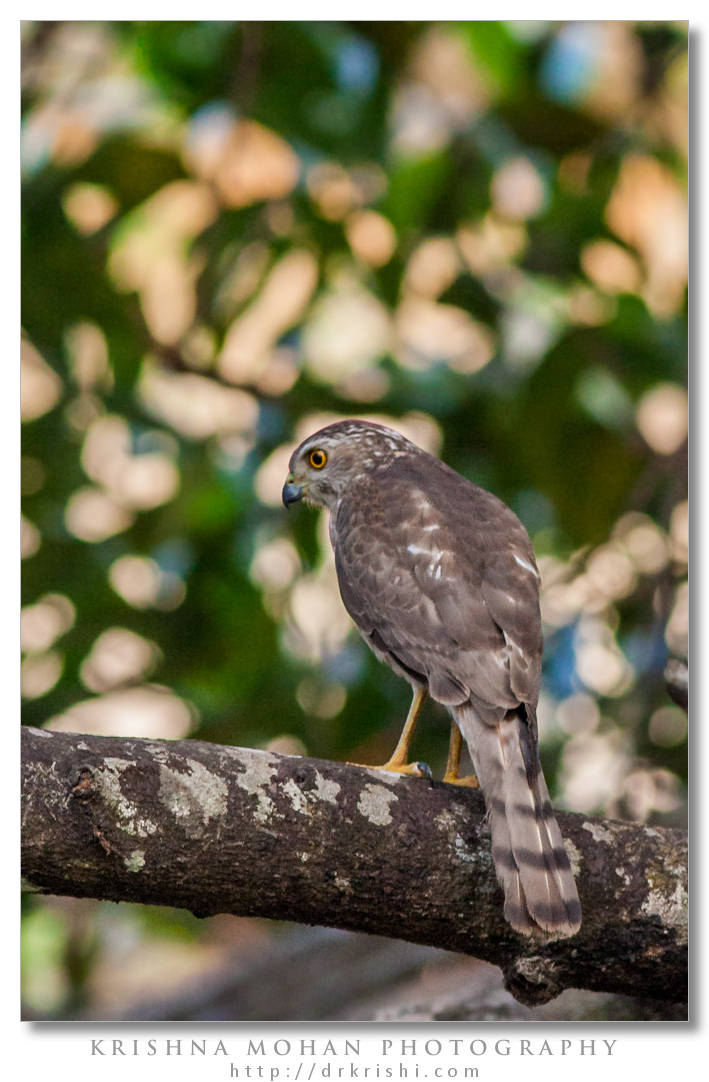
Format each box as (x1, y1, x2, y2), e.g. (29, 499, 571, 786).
(21, 726, 687, 1008)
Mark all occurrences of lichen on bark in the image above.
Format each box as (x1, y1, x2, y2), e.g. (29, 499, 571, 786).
(21, 726, 687, 1009)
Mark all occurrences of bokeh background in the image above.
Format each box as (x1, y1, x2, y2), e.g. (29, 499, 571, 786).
(21, 20, 688, 1020)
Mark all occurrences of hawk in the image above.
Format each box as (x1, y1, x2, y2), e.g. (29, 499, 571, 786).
(282, 419, 581, 938)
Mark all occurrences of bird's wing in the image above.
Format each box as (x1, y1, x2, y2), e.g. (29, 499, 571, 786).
(332, 461, 542, 715)
(479, 541, 542, 706)
(331, 460, 543, 714)
(333, 479, 467, 701)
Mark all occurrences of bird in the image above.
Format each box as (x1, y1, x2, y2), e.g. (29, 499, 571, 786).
(282, 419, 581, 938)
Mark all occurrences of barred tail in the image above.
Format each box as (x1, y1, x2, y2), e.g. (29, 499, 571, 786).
(454, 704, 581, 938)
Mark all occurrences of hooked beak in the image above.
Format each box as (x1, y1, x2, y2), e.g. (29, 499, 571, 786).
(282, 479, 304, 509)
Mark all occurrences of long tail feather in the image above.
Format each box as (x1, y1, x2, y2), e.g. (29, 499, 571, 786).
(454, 704, 581, 937)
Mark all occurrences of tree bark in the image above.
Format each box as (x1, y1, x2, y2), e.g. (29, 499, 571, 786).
(21, 726, 687, 1009)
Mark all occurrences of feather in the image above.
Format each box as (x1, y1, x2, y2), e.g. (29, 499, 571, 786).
(289, 419, 581, 938)
(455, 703, 581, 937)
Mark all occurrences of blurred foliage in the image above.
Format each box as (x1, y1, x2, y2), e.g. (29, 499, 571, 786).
(21, 20, 687, 1018)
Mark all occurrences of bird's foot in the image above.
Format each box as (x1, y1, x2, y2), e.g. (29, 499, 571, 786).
(442, 771, 479, 787)
(349, 759, 433, 780)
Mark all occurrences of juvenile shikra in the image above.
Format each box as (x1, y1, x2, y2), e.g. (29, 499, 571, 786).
(283, 420, 581, 938)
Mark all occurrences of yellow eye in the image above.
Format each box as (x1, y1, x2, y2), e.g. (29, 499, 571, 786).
(309, 449, 327, 469)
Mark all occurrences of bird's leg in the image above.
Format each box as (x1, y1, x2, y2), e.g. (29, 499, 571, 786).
(443, 722, 479, 787)
(380, 686, 428, 774)
(351, 686, 428, 776)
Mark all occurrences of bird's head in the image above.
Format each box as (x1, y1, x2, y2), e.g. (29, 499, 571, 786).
(282, 420, 416, 512)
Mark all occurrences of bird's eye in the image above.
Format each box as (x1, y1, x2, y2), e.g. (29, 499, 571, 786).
(308, 449, 327, 469)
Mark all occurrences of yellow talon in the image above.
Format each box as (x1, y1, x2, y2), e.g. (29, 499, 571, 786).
(444, 723, 479, 787)
(350, 759, 426, 777)
(442, 771, 479, 787)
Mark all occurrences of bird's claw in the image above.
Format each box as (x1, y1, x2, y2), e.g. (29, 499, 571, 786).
(349, 759, 432, 779)
(442, 771, 480, 788)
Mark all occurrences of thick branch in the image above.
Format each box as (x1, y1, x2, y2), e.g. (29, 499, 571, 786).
(21, 727, 687, 1008)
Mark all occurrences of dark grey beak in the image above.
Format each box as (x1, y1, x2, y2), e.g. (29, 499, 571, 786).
(282, 481, 303, 509)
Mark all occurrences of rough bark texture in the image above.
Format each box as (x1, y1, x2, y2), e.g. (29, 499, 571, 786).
(21, 726, 687, 1009)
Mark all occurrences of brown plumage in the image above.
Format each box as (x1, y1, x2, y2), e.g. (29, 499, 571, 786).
(282, 419, 581, 938)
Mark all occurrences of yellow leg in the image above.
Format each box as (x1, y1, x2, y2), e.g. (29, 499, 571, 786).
(442, 722, 479, 787)
(351, 686, 428, 775)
